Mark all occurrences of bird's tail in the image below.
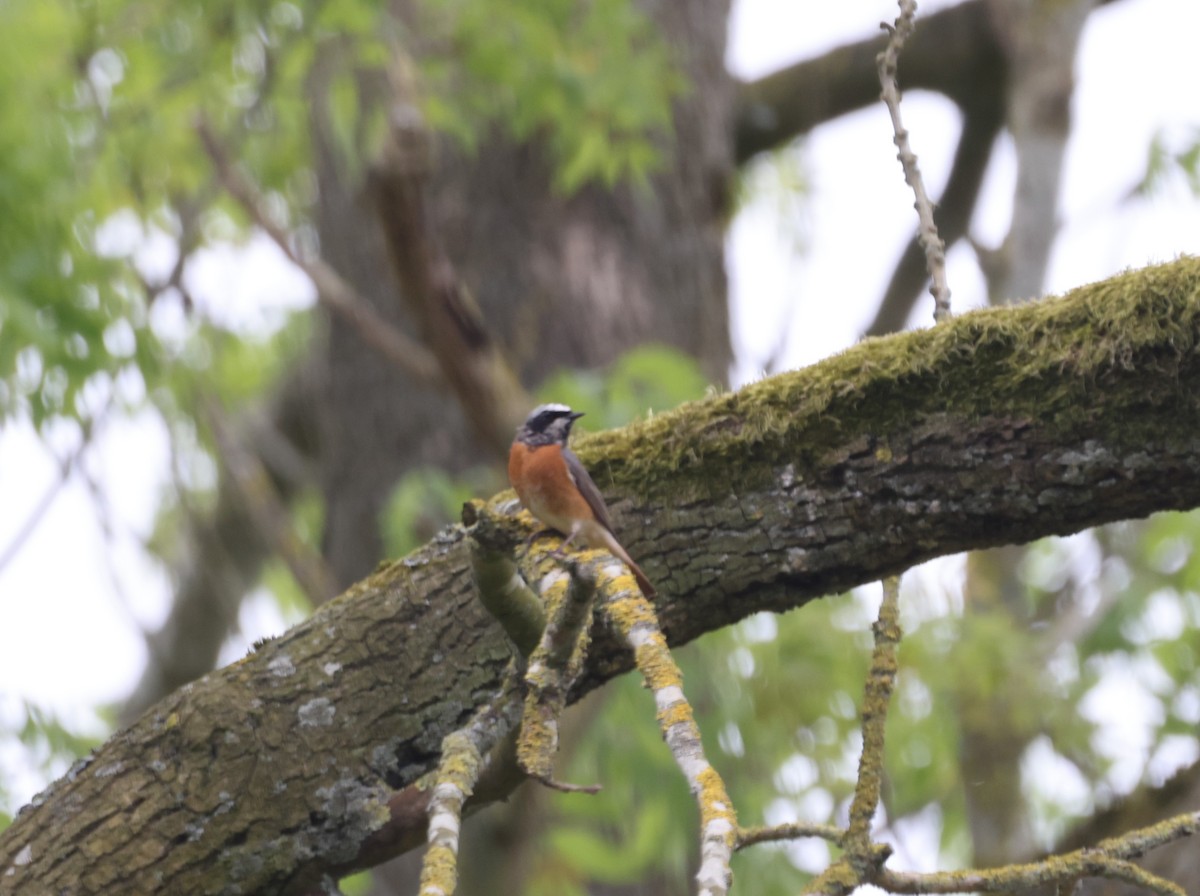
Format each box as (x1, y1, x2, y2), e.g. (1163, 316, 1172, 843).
(601, 531, 657, 598)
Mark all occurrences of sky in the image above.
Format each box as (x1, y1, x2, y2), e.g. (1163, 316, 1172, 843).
(2, 0, 1199, 815)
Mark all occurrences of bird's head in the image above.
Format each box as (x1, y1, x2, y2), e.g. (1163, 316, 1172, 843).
(516, 403, 584, 447)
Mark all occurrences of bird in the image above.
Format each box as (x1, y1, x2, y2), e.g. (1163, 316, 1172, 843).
(508, 403, 656, 597)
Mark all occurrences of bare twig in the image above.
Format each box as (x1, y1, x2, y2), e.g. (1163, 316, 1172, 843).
(804, 576, 903, 895)
(876, 810, 1199, 895)
(202, 394, 338, 606)
(0, 451, 79, 578)
(195, 117, 441, 384)
(0, 404, 112, 578)
(848, 576, 902, 845)
(737, 822, 845, 850)
(877, 1, 952, 323)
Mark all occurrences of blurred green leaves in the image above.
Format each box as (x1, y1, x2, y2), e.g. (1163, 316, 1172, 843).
(1140, 127, 1200, 198)
(419, 0, 682, 191)
(538, 343, 710, 430)
(1, 0, 682, 433)
(0, 0, 141, 425)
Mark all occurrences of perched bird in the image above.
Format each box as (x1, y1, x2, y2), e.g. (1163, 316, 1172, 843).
(508, 403, 656, 597)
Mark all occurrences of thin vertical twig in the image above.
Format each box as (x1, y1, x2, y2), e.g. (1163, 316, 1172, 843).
(804, 576, 902, 895)
(877, 0, 952, 323)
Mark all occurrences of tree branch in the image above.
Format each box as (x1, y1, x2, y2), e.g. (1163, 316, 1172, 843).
(733, 0, 1009, 163)
(866, 105, 1001, 335)
(6, 258, 1200, 893)
(367, 101, 531, 457)
(196, 117, 441, 385)
(120, 362, 321, 726)
(877, 3, 952, 323)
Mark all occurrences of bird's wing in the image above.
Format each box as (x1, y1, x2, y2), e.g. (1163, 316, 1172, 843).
(562, 447, 614, 532)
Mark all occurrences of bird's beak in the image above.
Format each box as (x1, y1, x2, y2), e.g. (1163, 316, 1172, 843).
(569, 411, 585, 421)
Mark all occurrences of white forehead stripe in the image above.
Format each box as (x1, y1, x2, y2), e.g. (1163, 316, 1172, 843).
(532, 402, 572, 415)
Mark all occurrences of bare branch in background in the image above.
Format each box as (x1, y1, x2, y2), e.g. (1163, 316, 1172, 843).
(195, 117, 441, 385)
(877, 1, 952, 323)
(982, 0, 1098, 304)
(120, 365, 320, 726)
(0, 399, 114, 578)
(867, 106, 1000, 335)
(201, 395, 338, 607)
(367, 95, 531, 457)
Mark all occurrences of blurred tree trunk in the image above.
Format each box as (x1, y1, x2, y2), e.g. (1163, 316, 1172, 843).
(958, 0, 1096, 882)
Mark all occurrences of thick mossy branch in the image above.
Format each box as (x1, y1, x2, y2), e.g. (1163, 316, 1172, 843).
(466, 500, 546, 657)
(579, 257, 1200, 500)
(5, 260, 1200, 894)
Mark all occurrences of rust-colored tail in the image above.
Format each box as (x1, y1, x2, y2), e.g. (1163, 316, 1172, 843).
(626, 557, 656, 599)
(601, 531, 656, 598)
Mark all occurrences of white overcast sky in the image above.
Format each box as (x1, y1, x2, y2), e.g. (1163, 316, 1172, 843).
(1, 0, 1199, 808)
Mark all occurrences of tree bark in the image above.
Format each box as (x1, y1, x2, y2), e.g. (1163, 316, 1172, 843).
(5, 258, 1200, 894)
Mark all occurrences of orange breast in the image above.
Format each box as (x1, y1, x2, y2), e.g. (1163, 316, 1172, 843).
(508, 442, 594, 533)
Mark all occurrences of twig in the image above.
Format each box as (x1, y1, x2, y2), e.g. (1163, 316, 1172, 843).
(875, 810, 1200, 895)
(0, 451, 79, 578)
(877, 0, 952, 323)
(418, 671, 525, 896)
(195, 117, 441, 384)
(465, 500, 546, 657)
(804, 575, 903, 895)
(518, 559, 601, 793)
(737, 822, 845, 850)
(202, 394, 339, 606)
(601, 564, 736, 896)
(848, 575, 902, 844)
(0, 405, 111, 578)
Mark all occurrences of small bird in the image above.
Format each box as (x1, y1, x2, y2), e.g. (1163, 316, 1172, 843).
(508, 403, 656, 597)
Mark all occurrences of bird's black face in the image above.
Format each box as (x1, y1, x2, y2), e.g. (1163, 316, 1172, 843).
(517, 403, 584, 446)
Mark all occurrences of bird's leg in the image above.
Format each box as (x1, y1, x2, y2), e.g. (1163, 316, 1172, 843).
(549, 530, 579, 556)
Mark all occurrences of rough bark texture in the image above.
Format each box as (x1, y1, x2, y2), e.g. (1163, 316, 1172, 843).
(5, 258, 1200, 894)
